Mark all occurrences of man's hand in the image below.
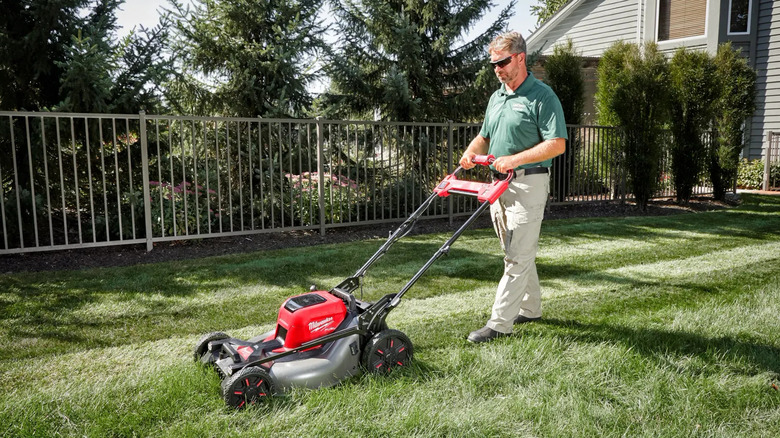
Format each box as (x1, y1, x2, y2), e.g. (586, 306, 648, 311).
(493, 155, 518, 174)
(459, 151, 477, 170)
(460, 135, 490, 170)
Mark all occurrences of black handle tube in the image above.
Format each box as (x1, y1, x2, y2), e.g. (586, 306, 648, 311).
(388, 199, 492, 308)
(350, 189, 441, 279)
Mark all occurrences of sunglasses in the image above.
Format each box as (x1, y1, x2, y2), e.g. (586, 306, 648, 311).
(489, 54, 516, 68)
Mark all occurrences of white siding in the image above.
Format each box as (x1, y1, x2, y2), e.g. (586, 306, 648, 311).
(530, 0, 640, 57)
(749, 0, 780, 159)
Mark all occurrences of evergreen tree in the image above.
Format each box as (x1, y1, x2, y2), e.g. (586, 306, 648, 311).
(668, 48, 718, 204)
(56, 0, 121, 113)
(166, 0, 327, 117)
(544, 39, 583, 125)
(710, 42, 756, 200)
(596, 41, 670, 210)
(531, 0, 568, 26)
(320, 0, 514, 122)
(110, 17, 174, 114)
(543, 39, 583, 202)
(0, 0, 172, 113)
(0, 0, 90, 110)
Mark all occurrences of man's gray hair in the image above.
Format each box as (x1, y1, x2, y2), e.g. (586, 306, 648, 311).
(489, 31, 526, 55)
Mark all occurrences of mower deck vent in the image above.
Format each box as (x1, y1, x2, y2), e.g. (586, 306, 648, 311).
(276, 325, 288, 342)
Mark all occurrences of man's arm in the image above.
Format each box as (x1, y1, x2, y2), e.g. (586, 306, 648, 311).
(492, 138, 565, 174)
(459, 135, 490, 170)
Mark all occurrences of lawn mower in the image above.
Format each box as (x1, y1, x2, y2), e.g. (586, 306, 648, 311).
(194, 155, 512, 408)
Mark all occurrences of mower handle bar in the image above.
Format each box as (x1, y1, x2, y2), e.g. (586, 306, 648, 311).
(450, 154, 494, 176)
(349, 155, 496, 281)
(471, 154, 495, 165)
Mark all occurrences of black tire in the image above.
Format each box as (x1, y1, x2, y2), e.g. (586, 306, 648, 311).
(221, 366, 275, 409)
(193, 331, 229, 364)
(361, 329, 413, 374)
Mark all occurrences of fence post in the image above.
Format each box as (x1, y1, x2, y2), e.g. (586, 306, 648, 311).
(316, 117, 326, 236)
(447, 120, 454, 225)
(139, 111, 154, 252)
(764, 132, 773, 192)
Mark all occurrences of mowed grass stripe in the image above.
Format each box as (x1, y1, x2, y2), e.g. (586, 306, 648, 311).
(1, 194, 779, 437)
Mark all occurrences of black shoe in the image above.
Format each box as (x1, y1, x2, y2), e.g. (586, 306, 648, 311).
(467, 326, 509, 344)
(514, 315, 541, 324)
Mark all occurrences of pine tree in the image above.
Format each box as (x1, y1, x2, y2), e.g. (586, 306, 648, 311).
(0, 0, 90, 110)
(531, 0, 569, 26)
(166, 0, 327, 117)
(0, 0, 172, 113)
(320, 0, 514, 122)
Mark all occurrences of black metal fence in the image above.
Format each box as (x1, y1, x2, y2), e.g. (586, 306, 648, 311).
(0, 111, 714, 254)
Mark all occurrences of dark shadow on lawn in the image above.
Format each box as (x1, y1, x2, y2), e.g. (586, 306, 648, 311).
(538, 318, 780, 376)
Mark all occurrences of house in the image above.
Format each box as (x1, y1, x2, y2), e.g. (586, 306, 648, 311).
(526, 0, 777, 160)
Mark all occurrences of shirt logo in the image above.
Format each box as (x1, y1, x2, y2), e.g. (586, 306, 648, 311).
(512, 103, 526, 112)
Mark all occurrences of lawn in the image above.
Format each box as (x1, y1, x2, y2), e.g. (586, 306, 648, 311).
(1, 194, 779, 437)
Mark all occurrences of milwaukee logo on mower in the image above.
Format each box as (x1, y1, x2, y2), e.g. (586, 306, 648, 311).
(276, 291, 347, 349)
(308, 317, 335, 333)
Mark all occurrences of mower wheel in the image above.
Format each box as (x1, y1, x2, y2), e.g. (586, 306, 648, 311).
(194, 331, 229, 364)
(362, 329, 413, 374)
(221, 366, 275, 409)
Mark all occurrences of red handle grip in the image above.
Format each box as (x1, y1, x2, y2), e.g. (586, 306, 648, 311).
(471, 154, 495, 165)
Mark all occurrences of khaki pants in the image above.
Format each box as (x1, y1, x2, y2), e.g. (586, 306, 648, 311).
(485, 171, 549, 334)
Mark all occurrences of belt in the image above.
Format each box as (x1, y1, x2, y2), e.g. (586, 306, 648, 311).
(491, 166, 549, 181)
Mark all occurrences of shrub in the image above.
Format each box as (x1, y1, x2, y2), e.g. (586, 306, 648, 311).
(668, 48, 718, 203)
(544, 39, 584, 202)
(148, 180, 219, 236)
(286, 172, 370, 225)
(711, 43, 756, 200)
(596, 42, 670, 210)
(738, 159, 780, 190)
(737, 159, 764, 189)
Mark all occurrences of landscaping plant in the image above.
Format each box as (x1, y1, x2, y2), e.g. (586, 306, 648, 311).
(596, 41, 670, 210)
(668, 48, 718, 204)
(543, 39, 584, 202)
(710, 42, 757, 200)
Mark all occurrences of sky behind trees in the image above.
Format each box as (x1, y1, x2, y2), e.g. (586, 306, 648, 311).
(115, 0, 539, 96)
(116, 0, 538, 42)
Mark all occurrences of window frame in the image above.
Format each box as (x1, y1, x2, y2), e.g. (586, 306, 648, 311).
(655, 0, 710, 43)
(727, 0, 752, 36)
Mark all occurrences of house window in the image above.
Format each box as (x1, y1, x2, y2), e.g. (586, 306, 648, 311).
(728, 0, 751, 34)
(657, 0, 707, 41)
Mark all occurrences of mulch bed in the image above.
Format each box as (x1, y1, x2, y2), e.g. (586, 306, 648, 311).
(0, 196, 736, 274)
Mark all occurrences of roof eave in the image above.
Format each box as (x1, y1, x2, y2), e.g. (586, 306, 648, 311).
(527, 0, 589, 51)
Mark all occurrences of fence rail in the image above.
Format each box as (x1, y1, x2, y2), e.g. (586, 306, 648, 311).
(1, 111, 713, 254)
(765, 132, 780, 191)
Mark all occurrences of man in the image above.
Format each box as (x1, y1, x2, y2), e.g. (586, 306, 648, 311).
(460, 31, 567, 343)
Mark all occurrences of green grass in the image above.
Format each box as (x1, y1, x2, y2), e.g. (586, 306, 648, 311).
(2, 194, 779, 437)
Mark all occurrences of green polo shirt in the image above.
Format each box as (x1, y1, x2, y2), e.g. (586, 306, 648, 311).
(479, 72, 567, 170)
